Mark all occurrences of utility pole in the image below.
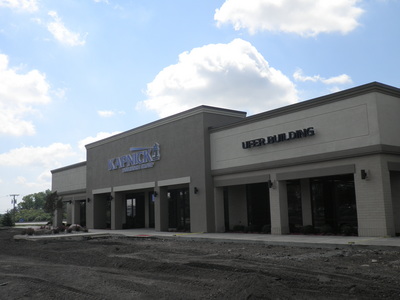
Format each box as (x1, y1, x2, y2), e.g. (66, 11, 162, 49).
(10, 194, 19, 222)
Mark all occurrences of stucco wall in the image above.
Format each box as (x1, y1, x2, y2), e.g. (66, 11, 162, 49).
(376, 93, 400, 146)
(210, 93, 381, 172)
(52, 163, 86, 194)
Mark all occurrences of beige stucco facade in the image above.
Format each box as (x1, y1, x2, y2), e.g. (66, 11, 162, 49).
(211, 83, 400, 237)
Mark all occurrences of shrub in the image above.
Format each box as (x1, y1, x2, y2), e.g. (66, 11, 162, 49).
(25, 228, 35, 236)
(289, 223, 303, 233)
(320, 224, 334, 235)
(232, 224, 245, 232)
(245, 225, 261, 232)
(261, 224, 271, 234)
(301, 225, 315, 235)
(341, 224, 357, 236)
(34, 229, 51, 235)
(1, 212, 15, 227)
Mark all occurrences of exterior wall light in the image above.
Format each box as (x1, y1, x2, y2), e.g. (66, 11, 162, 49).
(153, 191, 158, 197)
(268, 179, 276, 189)
(194, 187, 199, 194)
(361, 169, 369, 180)
(87, 198, 91, 203)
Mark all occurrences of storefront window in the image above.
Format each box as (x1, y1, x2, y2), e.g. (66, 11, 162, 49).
(168, 188, 190, 231)
(124, 193, 145, 229)
(246, 183, 270, 231)
(148, 192, 155, 228)
(311, 174, 357, 234)
(287, 180, 302, 233)
(79, 200, 86, 227)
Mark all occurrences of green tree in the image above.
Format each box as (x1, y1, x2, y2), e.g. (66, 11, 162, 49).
(1, 211, 15, 227)
(44, 191, 63, 217)
(15, 190, 52, 222)
(18, 190, 51, 211)
(15, 209, 52, 223)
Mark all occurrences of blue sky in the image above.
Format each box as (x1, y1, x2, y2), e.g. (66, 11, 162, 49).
(0, 0, 399, 213)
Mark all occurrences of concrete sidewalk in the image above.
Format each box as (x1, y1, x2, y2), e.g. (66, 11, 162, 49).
(88, 229, 400, 249)
(14, 227, 400, 249)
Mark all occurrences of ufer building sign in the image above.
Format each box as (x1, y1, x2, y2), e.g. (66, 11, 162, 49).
(242, 127, 315, 149)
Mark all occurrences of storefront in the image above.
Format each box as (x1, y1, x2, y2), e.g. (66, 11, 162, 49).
(52, 82, 400, 237)
(52, 106, 247, 233)
(211, 82, 400, 237)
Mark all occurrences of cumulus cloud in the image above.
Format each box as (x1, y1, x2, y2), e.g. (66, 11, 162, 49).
(0, 142, 80, 196)
(215, 0, 364, 36)
(0, 0, 38, 12)
(47, 11, 87, 46)
(139, 39, 297, 117)
(0, 54, 51, 136)
(97, 110, 125, 118)
(293, 69, 352, 85)
(15, 171, 51, 190)
(97, 110, 115, 117)
(78, 131, 121, 152)
(0, 143, 76, 168)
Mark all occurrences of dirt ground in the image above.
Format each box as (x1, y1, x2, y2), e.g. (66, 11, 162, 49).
(0, 228, 400, 299)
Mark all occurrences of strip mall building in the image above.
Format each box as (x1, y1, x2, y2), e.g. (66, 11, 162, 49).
(52, 82, 400, 237)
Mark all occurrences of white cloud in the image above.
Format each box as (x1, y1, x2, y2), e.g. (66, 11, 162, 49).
(97, 110, 125, 118)
(0, 54, 51, 136)
(0, 143, 76, 168)
(15, 171, 51, 190)
(78, 131, 121, 152)
(215, 0, 364, 37)
(0, 0, 38, 12)
(139, 39, 297, 117)
(52, 87, 67, 99)
(293, 69, 352, 85)
(98, 110, 115, 117)
(322, 74, 353, 85)
(47, 11, 87, 46)
(0, 143, 79, 199)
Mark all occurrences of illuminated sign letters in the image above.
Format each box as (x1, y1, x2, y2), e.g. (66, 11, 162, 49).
(242, 127, 315, 149)
(108, 143, 161, 173)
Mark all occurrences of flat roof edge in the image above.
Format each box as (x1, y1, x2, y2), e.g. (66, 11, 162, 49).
(51, 161, 87, 173)
(86, 105, 246, 149)
(210, 82, 400, 132)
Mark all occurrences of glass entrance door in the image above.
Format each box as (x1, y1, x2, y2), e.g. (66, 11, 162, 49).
(246, 182, 270, 231)
(311, 174, 357, 233)
(125, 193, 145, 229)
(168, 188, 190, 231)
(79, 200, 86, 227)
